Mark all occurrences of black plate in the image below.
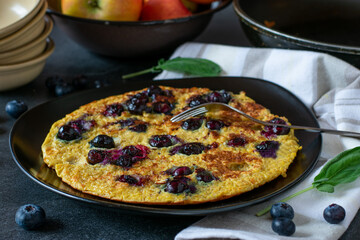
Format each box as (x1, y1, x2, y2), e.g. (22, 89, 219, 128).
(10, 77, 321, 216)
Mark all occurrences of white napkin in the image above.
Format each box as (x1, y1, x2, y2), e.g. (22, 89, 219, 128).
(154, 42, 360, 240)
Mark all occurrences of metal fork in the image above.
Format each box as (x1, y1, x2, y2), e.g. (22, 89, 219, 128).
(170, 102, 360, 138)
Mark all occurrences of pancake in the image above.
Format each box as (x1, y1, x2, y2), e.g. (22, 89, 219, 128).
(41, 85, 301, 205)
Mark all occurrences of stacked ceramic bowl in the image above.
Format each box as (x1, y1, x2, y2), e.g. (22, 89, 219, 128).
(0, 0, 54, 91)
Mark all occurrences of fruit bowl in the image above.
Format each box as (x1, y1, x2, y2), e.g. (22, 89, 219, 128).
(46, 0, 231, 58)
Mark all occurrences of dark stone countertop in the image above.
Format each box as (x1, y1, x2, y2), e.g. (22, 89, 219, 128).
(0, 4, 358, 240)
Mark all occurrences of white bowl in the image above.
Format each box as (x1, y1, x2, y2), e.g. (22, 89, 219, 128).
(0, 38, 55, 91)
(0, 0, 47, 52)
(0, 0, 43, 39)
(0, 16, 53, 65)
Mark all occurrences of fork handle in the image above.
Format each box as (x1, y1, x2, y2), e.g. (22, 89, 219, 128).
(224, 103, 360, 138)
(289, 125, 360, 138)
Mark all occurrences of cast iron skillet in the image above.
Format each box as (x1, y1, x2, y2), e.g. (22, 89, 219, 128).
(46, 0, 231, 58)
(233, 0, 360, 69)
(10, 77, 321, 216)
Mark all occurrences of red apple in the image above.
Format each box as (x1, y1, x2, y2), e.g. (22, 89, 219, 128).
(141, 0, 192, 21)
(61, 0, 143, 21)
(187, 0, 219, 4)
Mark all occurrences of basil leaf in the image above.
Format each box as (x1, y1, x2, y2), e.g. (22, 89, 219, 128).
(316, 184, 334, 193)
(122, 57, 222, 79)
(313, 146, 360, 191)
(157, 57, 222, 77)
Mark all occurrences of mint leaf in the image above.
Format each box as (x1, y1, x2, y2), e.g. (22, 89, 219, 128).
(256, 146, 360, 217)
(316, 184, 335, 193)
(157, 57, 222, 77)
(122, 57, 222, 79)
(313, 146, 360, 190)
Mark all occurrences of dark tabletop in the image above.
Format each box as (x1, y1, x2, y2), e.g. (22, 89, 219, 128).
(1, 4, 359, 240)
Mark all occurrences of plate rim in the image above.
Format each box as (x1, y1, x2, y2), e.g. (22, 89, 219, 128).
(9, 76, 322, 216)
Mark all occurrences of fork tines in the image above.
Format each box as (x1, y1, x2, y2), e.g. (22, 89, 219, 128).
(171, 107, 208, 122)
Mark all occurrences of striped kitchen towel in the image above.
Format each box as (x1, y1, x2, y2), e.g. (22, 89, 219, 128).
(154, 42, 360, 240)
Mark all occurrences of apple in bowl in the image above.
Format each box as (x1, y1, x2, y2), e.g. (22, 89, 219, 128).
(61, 0, 143, 21)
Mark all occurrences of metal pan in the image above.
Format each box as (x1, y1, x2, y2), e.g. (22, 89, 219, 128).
(233, 0, 360, 69)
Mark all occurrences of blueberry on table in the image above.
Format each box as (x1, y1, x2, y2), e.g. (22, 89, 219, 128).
(93, 79, 111, 88)
(72, 75, 89, 90)
(15, 204, 46, 230)
(270, 202, 294, 219)
(323, 203, 346, 224)
(54, 82, 75, 97)
(272, 217, 296, 236)
(5, 100, 28, 119)
(45, 75, 65, 91)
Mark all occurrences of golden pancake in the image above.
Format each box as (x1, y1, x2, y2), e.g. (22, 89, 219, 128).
(41, 86, 301, 205)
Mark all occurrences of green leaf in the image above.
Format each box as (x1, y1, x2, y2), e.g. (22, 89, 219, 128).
(256, 146, 360, 217)
(316, 184, 335, 193)
(313, 146, 360, 190)
(157, 57, 222, 77)
(122, 57, 222, 79)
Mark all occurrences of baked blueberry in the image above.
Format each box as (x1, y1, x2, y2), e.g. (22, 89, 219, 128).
(227, 137, 246, 147)
(270, 202, 294, 220)
(256, 141, 280, 158)
(89, 135, 115, 149)
(153, 101, 173, 114)
(117, 175, 146, 186)
(165, 166, 193, 176)
(323, 204, 346, 224)
(165, 177, 190, 194)
(262, 118, 290, 138)
(181, 118, 203, 131)
(113, 155, 134, 168)
(146, 85, 163, 98)
(149, 135, 175, 148)
(103, 103, 124, 117)
(206, 119, 225, 130)
(272, 217, 296, 236)
(196, 168, 217, 183)
(118, 118, 137, 127)
(180, 143, 205, 155)
(5, 100, 28, 119)
(87, 149, 108, 165)
(15, 204, 46, 230)
(57, 125, 81, 141)
(188, 95, 207, 107)
(122, 145, 142, 157)
(129, 124, 147, 133)
(125, 92, 149, 115)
